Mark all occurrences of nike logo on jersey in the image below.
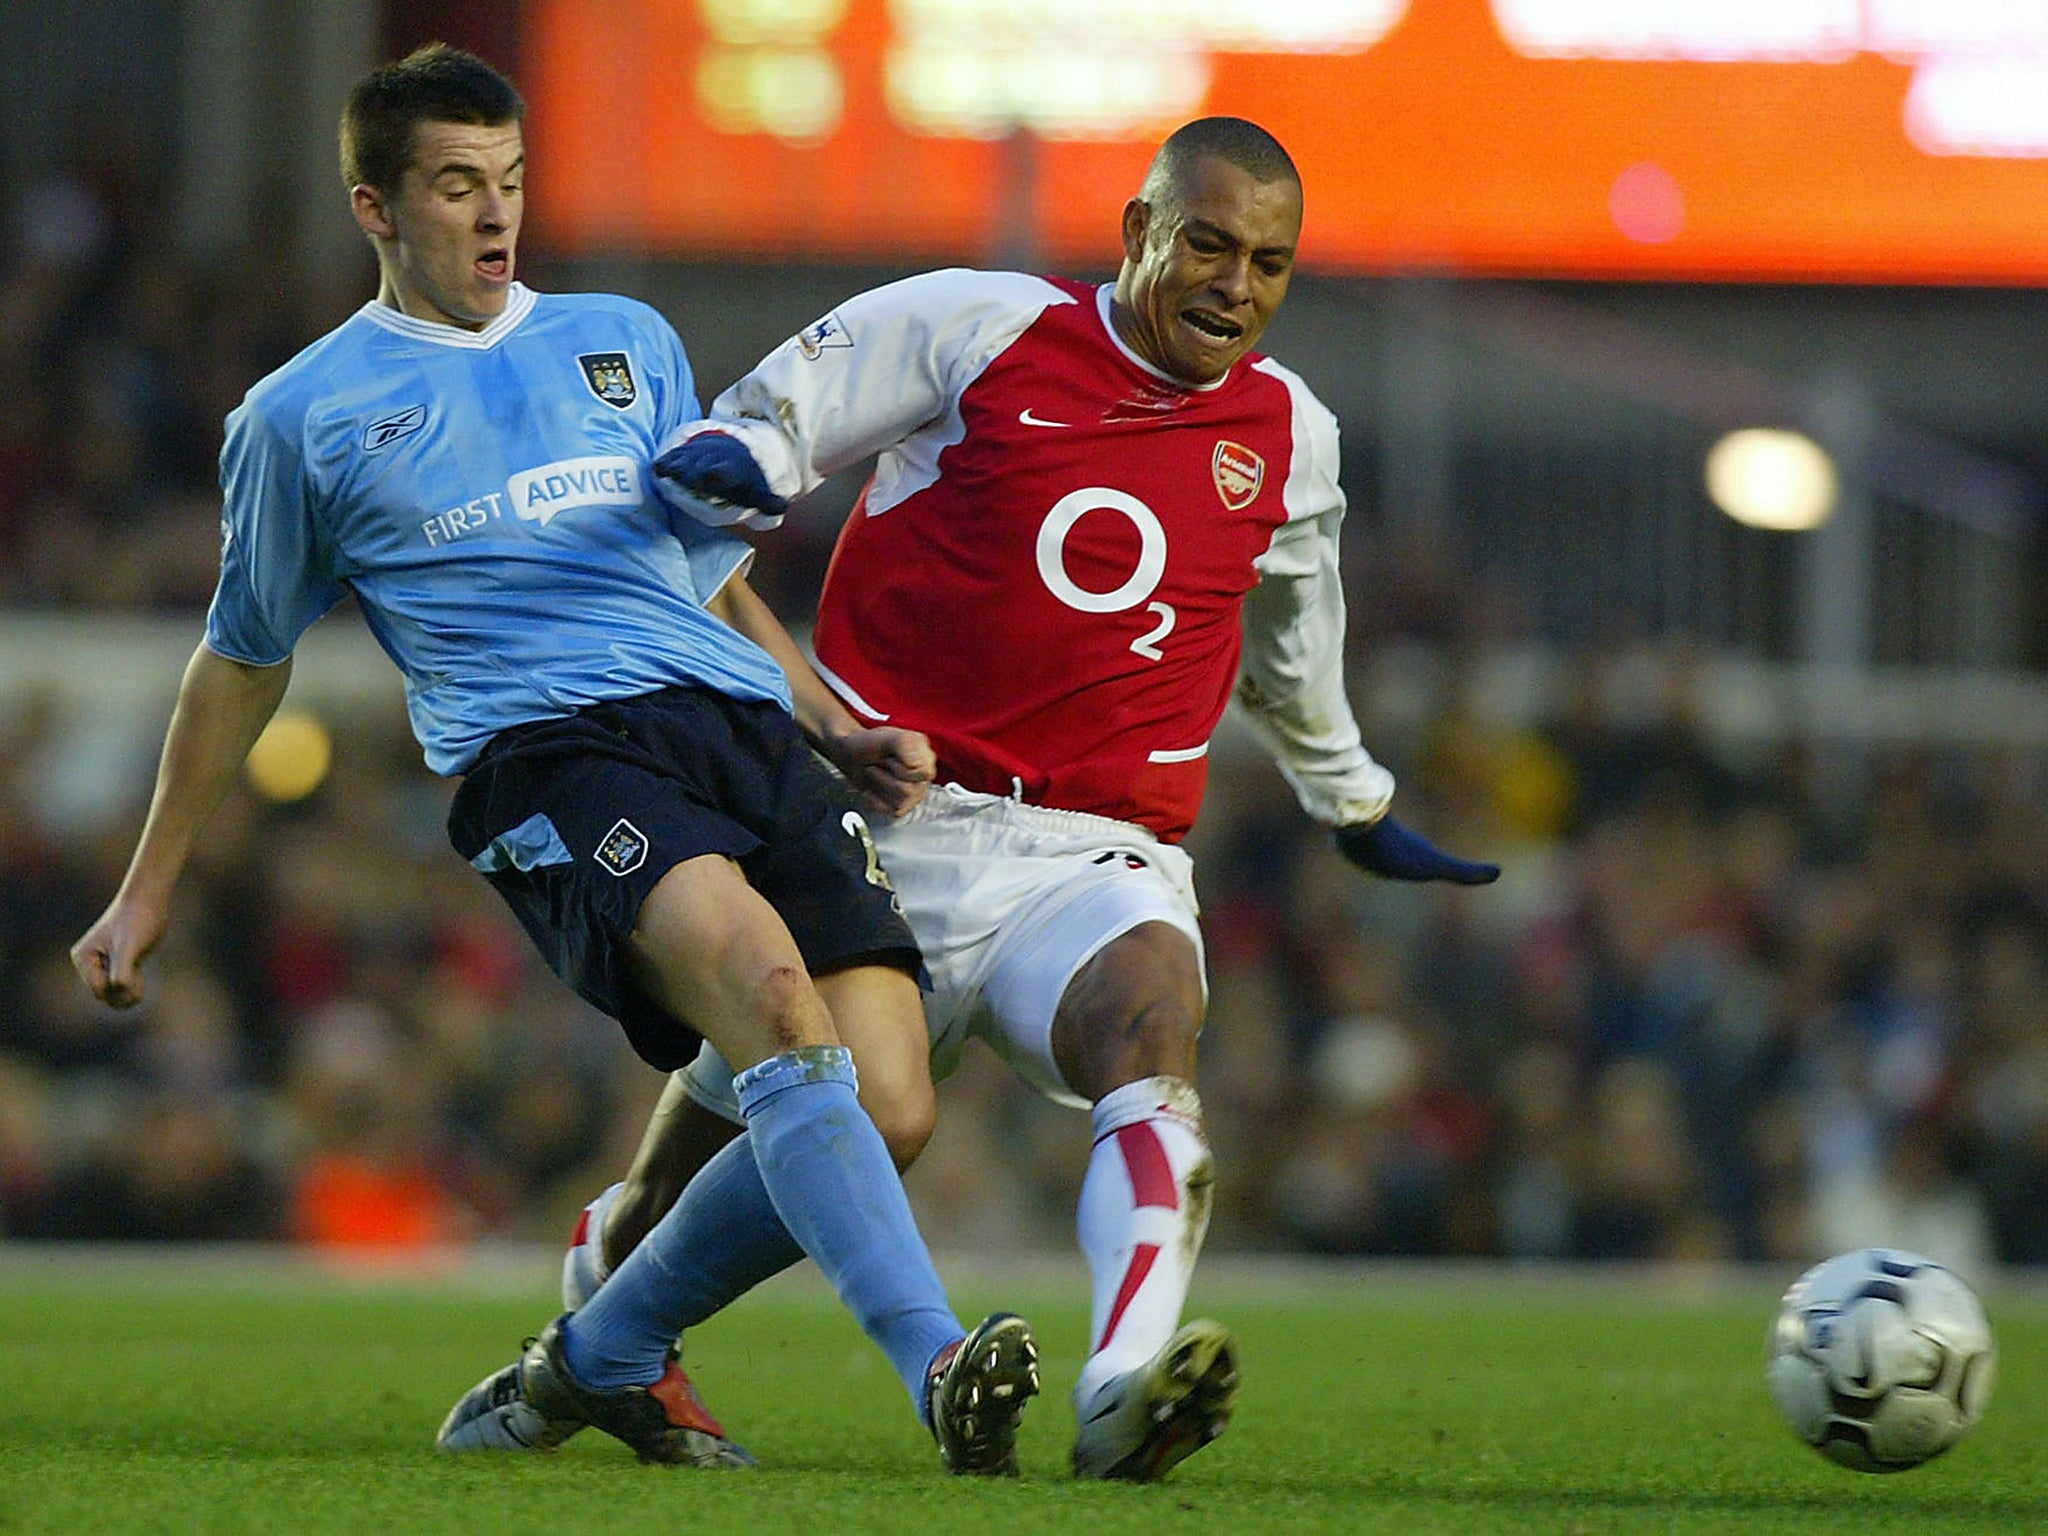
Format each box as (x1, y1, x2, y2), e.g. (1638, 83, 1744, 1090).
(1018, 408, 1073, 429)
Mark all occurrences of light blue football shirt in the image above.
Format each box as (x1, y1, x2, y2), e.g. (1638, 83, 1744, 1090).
(206, 283, 790, 775)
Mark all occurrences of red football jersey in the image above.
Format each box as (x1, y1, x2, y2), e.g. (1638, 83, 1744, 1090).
(684, 270, 1393, 841)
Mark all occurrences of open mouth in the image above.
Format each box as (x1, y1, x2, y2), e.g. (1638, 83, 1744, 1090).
(475, 248, 511, 282)
(1181, 308, 1242, 342)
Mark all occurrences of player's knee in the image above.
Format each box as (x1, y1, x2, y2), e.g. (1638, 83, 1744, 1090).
(857, 1058, 937, 1169)
(1055, 989, 1204, 1101)
(865, 1088, 936, 1171)
(812, 963, 932, 1166)
(1053, 922, 1205, 1094)
(1110, 992, 1202, 1066)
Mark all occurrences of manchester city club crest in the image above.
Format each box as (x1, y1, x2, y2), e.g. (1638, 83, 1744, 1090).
(594, 818, 649, 876)
(578, 352, 638, 409)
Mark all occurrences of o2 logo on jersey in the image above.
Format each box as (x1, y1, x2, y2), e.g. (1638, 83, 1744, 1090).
(1035, 488, 1176, 660)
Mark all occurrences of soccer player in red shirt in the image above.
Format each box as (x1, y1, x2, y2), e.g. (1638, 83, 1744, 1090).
(455, 115, 1495, 1480)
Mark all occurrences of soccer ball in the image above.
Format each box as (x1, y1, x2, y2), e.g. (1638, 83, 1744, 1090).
(1765, 1247, 1996, 1472)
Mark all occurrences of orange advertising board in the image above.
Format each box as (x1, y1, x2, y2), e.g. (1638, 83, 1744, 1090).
(525, 0, 2048, 282)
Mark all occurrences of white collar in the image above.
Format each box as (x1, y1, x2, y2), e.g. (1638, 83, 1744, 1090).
(357, 282, 538, 348)
(1093, 283, 1231, 393)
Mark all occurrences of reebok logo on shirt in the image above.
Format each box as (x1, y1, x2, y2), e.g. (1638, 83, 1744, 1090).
(362, 404, 427, 453)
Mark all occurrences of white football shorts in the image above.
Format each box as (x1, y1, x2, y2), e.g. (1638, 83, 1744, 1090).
(679, 781, 1205, 1116)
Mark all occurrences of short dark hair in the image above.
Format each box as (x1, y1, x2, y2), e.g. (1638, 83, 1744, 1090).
(340, 42, 525, 191)
(1139, 117, 1300, 204)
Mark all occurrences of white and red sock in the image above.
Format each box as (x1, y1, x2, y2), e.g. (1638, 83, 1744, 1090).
(561, 1180, 622, 1311)
(1072, 1076, 1213, 1411)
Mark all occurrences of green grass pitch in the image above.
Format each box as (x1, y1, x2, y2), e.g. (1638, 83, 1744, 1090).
(2, 1252, 2043, 1534)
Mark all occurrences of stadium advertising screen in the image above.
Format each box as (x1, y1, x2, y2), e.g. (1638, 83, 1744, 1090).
(526, 0, 2048, 282)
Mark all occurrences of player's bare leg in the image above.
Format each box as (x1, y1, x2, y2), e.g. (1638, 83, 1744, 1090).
(604, 1074, 742, 1269)
(457, 919, 960, 1457)
(446, 856, 1027, 1469)
(1053, 921, 1238, 1480)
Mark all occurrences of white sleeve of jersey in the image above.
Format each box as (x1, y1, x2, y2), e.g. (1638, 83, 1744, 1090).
(1236, 360, 1396, 828)
(661, 269, 1068, 518)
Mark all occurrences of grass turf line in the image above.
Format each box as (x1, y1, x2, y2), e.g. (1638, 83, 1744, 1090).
(1, 1258, 2043, 1535)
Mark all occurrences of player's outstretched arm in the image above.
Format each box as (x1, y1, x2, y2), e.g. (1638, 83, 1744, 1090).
(1333, 813, 1499, 885)
(652, 431, 789, 529)
(71, 644, 293, 1008)
(705, 575, 935, 816)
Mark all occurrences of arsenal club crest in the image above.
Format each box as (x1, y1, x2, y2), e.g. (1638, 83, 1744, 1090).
(578, 352, 638, 409)
(1212, 440, 1265, 510)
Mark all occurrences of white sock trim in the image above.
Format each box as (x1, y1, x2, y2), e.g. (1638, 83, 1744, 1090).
(1090, 1075, 1205, 1142)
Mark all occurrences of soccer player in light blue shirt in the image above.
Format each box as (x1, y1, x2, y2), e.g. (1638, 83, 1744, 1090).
(71, 42, 1037, 1474)
(210, 279, 790, 775)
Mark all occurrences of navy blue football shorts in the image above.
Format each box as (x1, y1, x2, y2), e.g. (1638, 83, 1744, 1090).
(447, 685, 922, 1071)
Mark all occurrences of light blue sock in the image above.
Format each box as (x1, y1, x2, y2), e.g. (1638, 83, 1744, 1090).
(738, 1046, 963, 1418)
(561, 1132, 803, 1389)
(563, 1046, 962, 1420)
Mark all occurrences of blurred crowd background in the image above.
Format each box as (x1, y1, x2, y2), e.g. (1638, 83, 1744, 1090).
(5, 115, 2047, 1284)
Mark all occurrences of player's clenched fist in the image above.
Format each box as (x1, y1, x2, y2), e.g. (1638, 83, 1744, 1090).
(828, 725, 936, 818)
(70, 894, 166, 1009)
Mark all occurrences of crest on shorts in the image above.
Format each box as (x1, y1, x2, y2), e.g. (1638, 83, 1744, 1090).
(578, 352, 638, 409)
(1212, 440, 1264, 511)
(595, 818, 649, 877)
